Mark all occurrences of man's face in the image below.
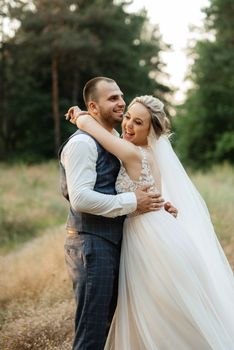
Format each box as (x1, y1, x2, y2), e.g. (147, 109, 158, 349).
(93, 81, 126, 128)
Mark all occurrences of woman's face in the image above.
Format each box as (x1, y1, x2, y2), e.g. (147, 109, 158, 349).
(122, 102, 151, 146)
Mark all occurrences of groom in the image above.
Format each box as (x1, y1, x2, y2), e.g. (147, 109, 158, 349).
(59, 77, 172, 350)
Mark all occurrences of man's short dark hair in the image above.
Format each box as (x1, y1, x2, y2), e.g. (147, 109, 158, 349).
(83, 77, 115, 107)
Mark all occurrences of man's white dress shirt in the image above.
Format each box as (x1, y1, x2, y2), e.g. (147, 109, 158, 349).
(61, 134, 137, 217)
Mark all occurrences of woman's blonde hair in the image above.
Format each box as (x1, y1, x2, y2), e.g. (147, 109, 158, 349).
(128, 95, 171, 137)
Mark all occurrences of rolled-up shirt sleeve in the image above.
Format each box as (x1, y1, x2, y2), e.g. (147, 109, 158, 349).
(61, 134, 137, 217)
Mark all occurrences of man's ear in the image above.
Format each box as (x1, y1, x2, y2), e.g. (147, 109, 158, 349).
(88, 101, 98, 115)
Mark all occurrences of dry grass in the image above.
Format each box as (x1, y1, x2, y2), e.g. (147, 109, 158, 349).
(191, 163, 234, 241)
(191, 163, 234, 269)
(0, 300, 74, 350)
(0, 226, 74, 350)
(0, 161, 75, 349)
(0, 161, 67, 251)
(0, 162, 233, 349)
(0, 226, 70, 307)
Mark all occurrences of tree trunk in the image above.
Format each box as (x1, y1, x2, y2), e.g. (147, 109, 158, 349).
(51, 55, 60, 154)
(0, 27, 7, 158)
(72, 68, 79, 105)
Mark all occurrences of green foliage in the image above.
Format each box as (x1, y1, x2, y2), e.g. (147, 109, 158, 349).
(215, 131, 234, 160)
(174, 0, 234, 168)
(0, 0, 171, 161)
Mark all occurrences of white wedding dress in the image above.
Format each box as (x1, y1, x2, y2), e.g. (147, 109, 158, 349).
(104, 142, 234, 350)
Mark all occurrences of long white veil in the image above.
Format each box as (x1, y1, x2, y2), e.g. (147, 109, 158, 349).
(104, 128, 234, 350)
(148, 129, 234, 294)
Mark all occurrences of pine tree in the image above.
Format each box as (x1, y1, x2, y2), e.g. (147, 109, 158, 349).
(1, 0, 170, 160)
(175, 0, 234, 167)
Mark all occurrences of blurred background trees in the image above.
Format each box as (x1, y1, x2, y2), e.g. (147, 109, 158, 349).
(0, 0, 170, 161)
(174, 0, 234, 168)
(0, 0, 233, 168)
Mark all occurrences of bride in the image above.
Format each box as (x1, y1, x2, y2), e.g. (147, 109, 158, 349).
(69, 95, 234, 349)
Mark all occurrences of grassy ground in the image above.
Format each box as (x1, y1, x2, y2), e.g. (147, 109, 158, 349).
(0, 161, 73, 349)
(0, 226, 74, 349)
(0, 162, 233, 349)
(191, 164, 234, 269)
(191, 163, 234, 241)
(0, 161, 67, 252)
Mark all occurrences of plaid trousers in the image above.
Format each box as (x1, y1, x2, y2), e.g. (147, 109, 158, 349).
(64, 232, 121, 350)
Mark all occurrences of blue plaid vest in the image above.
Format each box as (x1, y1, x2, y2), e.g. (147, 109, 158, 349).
(58, 130, 125, 244)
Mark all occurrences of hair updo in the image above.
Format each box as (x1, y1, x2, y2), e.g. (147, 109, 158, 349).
(128, 95, 171, 137)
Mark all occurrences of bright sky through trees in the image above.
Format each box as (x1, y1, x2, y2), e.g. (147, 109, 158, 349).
(129, 0, 209, 101)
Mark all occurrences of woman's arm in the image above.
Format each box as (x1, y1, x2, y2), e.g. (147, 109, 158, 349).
(76, 114, 140, 164)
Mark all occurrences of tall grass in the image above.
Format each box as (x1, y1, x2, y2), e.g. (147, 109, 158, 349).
(190, 163, 234, 241)
(0, 227, 74, 349)
(0, 161, 67, 251)
(0, 162, 233, 349)
(0, 162, 74, 349)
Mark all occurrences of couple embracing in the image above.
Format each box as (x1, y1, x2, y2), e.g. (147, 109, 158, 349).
(59, 77, 234, 350)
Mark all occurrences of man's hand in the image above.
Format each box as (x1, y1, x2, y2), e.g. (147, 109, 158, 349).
(135, 185, 164, 214)
(65, 106, 87, 124)
(164, 202, 178, 218)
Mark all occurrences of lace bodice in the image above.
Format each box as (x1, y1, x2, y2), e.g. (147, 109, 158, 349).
(116, 146, 157, 194)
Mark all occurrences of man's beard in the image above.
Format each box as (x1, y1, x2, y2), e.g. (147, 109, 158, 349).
(99, 108, 122, 129)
